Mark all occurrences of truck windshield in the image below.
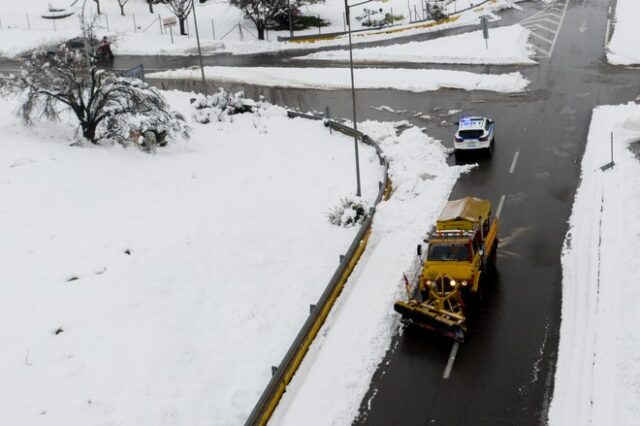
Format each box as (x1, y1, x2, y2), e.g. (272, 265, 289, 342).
(428, 243, 470, 261)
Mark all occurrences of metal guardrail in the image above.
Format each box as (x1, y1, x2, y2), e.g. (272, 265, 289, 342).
(276, 0, 490, 43)
(244, 111, 391, 426)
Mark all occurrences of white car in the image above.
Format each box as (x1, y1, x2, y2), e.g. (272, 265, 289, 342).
(453, 116, 495, 156)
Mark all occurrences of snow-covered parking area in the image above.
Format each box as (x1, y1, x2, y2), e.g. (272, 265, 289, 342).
(0, 90, 384, 425)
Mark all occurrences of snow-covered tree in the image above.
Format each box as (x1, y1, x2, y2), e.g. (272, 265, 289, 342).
(156, 0, 192, 35)
(16, 47, 189, 150)
(229, 0, 284, 40)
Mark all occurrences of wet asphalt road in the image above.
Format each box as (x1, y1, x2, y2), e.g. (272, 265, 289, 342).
(210, 0, 639, 425)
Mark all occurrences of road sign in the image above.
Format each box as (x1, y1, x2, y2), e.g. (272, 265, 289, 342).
(162, 16, 177, 28)
(481, 16, 489, 49)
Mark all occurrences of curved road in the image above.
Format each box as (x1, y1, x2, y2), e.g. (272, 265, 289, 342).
(210, 0, 637, 425)
(3, 0, 637, 424)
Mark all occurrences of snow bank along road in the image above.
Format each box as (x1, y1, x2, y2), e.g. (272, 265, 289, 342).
(248, 0, 640, 424)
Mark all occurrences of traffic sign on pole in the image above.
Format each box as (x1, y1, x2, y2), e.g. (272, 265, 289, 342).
(481, 16, 489, 49)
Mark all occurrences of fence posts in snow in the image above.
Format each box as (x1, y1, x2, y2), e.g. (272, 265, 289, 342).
(133, 14, 137, 32)
(238, 23, 244, 41)
(211, 19, 215, 40)
(159, 14, 163, 34)
(26, 13, 31, 30)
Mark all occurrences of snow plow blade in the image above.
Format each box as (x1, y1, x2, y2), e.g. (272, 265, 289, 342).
(394, 300, 466, 342)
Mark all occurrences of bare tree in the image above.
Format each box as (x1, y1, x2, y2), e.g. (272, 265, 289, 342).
(115, 0, 131, 15)
(94, 0, 102, 14)
(147, 0, 155, 13)
(156, 0, 192, 35)
(16, 47, 189, 148)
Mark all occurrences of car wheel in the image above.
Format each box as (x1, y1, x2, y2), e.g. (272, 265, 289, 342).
(487, 139, 495, 156)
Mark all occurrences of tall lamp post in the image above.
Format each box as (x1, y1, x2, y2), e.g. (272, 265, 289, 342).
(191, 0, 208, 95)
(344, 0, 386, 197)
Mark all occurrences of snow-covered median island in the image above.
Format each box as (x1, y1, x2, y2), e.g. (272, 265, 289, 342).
(148, 66, 530, 93)
(297, 24, 536, 65)
(549, 103, 640, 425)
(607, 0, 640, 65)
(0, 90, 384, 425)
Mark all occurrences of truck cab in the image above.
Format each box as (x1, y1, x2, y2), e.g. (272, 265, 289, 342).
(394, 196, 499, 341)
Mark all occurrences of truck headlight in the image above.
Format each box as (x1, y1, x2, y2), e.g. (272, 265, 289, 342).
(449, 279, 457, 287)
(461, 280, 468, 287)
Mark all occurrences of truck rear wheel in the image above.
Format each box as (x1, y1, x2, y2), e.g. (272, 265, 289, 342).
(489, 241, 497, 266)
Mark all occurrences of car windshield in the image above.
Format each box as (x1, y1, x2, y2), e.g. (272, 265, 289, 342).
(428, 243, 470, 261)
(458, 129, 484, 139)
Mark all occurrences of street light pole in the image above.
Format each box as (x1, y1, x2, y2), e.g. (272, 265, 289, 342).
(287, 0, 294, 37)
(80, 0, 92, 64)
(345, 0, 362, 197)
(191, 0, 208, 95)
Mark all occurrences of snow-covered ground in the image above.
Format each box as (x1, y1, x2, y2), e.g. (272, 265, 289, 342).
(548, 103, 640, 425)
(549, 0, 640, 426)
(297, 24, 536, 65)
(607, 0, 640, 65)
(0, 90, 384, 425)
(548, 0, 640, 422)
(0, 0, 523, 58)
(148, 66, 530, 93)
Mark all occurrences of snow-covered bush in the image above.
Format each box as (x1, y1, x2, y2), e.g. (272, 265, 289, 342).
(192, 89, 258, 124)
(327, 196, 371, 227)
(356, 7, 391, 27)
(100, 108, 190, 153)
(429, 4, 447, 20)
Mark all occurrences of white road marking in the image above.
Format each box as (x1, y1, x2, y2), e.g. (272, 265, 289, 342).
(509, 151, 520, 174)
(548, 0, 569, 58)
(521, 15, 560, 25)
(442, 342, 460, 379)
(529, 23, 557, 34)
(522, 17, 560, 28)
(496, 194, 506, 219)
(530, 31, 554, 44)
(532, 45, 551, 56)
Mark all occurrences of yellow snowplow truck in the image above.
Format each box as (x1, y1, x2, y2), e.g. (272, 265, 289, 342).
(394, 197, 498, 342)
